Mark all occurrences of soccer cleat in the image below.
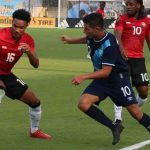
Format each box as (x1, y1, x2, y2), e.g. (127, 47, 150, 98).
(30, 129, 52, 140)
(111, 122, 124, 145)
(115, 119, 122, 124)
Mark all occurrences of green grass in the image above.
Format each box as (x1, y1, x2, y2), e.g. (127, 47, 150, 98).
(1, 28, 150, 150)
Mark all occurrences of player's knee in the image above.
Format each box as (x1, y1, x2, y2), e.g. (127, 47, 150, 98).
(0, 80, 6, 88)
(78, 99, 91, 112)
(139, 92, 148, 99)
(127, 105, 143, 120)
(137, 86, 148, 99)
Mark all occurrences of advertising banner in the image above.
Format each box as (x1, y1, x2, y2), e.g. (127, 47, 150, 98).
(0, 16, 56, 28)
(67, 0, 124, 19)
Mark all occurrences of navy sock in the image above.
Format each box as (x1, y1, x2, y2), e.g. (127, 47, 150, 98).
(85, 105, 113, 130)
(139, 113, 150, 132)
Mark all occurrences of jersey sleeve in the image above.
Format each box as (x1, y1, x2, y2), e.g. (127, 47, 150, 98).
(102, 46, 117, 66)
(115, 15, 124, 30)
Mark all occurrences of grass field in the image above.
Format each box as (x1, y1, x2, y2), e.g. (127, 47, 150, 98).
(1, 28, 150, 150)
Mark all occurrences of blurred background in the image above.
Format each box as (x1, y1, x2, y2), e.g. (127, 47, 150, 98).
(0, 0, 150, 29)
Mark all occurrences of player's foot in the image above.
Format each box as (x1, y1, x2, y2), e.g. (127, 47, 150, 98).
(30, 129, 52, 140)
(111, 122, 124, 145)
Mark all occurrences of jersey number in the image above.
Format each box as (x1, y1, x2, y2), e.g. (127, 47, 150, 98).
(6, 53, 15, 62)
(121, 86, 131, 97)
(133, 26, 142, 35)
(140, 73, 149, 82)
(16, 79, 25, 86)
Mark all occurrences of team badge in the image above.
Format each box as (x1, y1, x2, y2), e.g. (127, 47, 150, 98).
(141, 22, 146, 27)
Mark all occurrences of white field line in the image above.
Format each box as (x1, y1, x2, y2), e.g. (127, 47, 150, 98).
(119, 139, 150, 150)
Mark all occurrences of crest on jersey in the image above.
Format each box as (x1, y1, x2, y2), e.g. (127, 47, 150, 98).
(141, 22, 146, 27)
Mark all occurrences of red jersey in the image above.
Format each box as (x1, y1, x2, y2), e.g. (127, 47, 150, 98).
(96, 8, 104, 18)
(115, 14, 150, 58)
(0, 27, 35, 75)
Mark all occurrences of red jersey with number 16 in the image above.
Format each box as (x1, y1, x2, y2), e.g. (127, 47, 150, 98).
(0, 27, 35, 75)
(115, 14, 150, 58)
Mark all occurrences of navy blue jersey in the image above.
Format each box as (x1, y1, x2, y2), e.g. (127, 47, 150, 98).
(87, 32, 128, 74)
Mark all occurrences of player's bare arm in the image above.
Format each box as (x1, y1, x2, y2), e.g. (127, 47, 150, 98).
(19, 43, 39, 68)
(60, 35, 87, 44)
(72, 65, 112, 85)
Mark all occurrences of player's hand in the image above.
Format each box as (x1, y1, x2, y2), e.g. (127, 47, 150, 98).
(72, 75, 85, 85)
(121, 49, 128, 60)
(121, 51, 128, 60)
(19, 43, 31, 54)
(60, 35, 69, 44)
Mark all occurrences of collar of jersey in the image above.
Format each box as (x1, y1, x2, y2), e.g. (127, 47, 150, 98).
(93, 32, 108, 42)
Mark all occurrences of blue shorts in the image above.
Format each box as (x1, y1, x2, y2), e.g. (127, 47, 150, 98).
(83, 72, 137, 107)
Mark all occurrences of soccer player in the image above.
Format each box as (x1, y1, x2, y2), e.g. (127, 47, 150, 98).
(60, 13, 150, 145)
(114, 0, 150, 124)
(96, 1, 106, 18)
(0, 9, 52, 140)
(86, 1, 106, 59)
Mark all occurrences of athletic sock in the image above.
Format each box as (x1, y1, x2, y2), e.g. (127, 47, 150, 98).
(29, 104, 41, 133)
(136, 94, 147, 107)
(114, 104, 122, 121)
(139, 113, 150, 132)
(85, 105, 113, 130)
(0, 89, 5, 103)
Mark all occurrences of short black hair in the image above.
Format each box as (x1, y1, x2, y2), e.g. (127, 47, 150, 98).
(12, 9, 31, 23)
(83, 13, 103, 28)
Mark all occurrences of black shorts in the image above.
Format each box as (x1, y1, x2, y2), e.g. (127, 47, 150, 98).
(127, 58, 149, 86)
(83, 73, 137, 107)
(0, 73, 28, 99)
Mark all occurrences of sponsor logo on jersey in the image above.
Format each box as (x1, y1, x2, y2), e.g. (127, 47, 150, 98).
(126, 22, 131, 24)
(127, 97, 133, 101)
(2, 46, 7, 49)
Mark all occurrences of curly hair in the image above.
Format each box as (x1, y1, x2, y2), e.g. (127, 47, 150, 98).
(12, 9, 31, 23)
(135, 0, 146, 19)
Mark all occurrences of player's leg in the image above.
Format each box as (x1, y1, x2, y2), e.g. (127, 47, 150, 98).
(86, 45, 91, 59)
(20, 88, 52, 140)
(79, 80, 124, 145)
(78, 93, 124, 145)
(130, 58, 149, 106)
(5, 73, 52, 140)
(0, 80, 6, 103)
(78, 93, 114, 129)
(112, 71, 150, 134)
(136, 85, 148, 106)
(114, 104, 122, 123)
(126, 104, 150, 132)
